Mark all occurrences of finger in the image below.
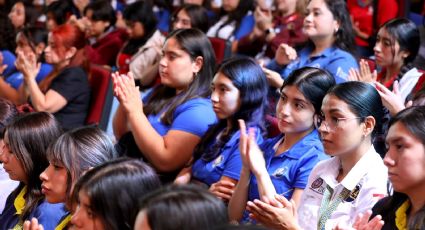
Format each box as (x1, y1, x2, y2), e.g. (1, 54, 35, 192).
(23, 220, 31, 230)
(374, 81, 391, 94)
(214, 180, 236, 188)
(247, 201, 273, 219)
(406, 100, 413, 108)
(238, 119, 248, 154)
(393, 80, 400, 95)
(372, 70, 378, 82)
(211, 190, 232, 201)
(252, 199, 279, 215)
(367, 215, 383, 230)
(274, 194, 292, 207)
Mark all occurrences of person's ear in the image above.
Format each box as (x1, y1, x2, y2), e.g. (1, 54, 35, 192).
(192, 56, 204, 74)
(65, 47, 77, 60)
(363, 115, 376, 137)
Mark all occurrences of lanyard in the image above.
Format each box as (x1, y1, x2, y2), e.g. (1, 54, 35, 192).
(317, 184, 351, 230)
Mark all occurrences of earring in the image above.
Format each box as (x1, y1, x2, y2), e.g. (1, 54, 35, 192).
(334, 27, 339, 33)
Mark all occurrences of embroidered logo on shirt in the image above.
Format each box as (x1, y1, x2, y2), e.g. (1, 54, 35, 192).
(310, 178, 325, 195)
(212, 155, 224, 167)
(272, 166, 288, 178)
(344, 183, 362, 202)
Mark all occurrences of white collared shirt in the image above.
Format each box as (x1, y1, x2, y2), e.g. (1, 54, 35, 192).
(297, 146, 388, 230)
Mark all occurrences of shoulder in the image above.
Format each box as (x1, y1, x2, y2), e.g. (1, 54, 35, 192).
(176, 97, 213, 111)
(328, 48, 357, 63)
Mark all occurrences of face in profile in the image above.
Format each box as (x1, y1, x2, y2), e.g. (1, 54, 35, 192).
(0, 133, 27, 183)
(159, 37, 202, 92)
(384, 121, 425, 194)
(318, 94, 366, 156)
(210, 72, 241, 120)
(303, 0, 339, 41)
(39, 161, 68, 204)
(8, 2, 26, 29)
(70, 190, 105, 230)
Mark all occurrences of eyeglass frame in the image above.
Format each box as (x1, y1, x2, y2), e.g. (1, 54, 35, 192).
(314, 113, 365, 131)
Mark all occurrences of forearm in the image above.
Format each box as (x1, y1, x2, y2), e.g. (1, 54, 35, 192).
(228, 168, 250, 221)
(255, 170, 277, 202)
(127, 111, 185, 172)
(112, 104, 130, 139)
(0, 78, 25, 105)
(25, 78, 47, 111)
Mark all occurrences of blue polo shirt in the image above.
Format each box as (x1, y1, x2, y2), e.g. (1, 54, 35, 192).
(248, 129, 327, 203)
(234, 14, 255, 40)
(5, 63, 53, 89)
(192, 127, 263, 186)
(0, 187, 66, 230)
(1, 50, 17, 77)
(147, 97, 217, 137)
(267, 46, 358, 84)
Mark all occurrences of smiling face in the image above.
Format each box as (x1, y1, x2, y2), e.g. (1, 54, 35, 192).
(210, 72, 241, 120)
(39, 162, 68, 204)
(318, 94, 366, 156)
(384, 122, 425, 194)
(158, 37, 202, 92)
(71, 190, 105, 230)
(0, 132, 27, 183)
(303, 0, 339, 42)
(276, 85, 315, 135)
(373, 27, 409, 68)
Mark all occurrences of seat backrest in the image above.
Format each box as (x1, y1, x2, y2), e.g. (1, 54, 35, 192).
(85, 64, 114, 130)
(208, 37, 232, 64)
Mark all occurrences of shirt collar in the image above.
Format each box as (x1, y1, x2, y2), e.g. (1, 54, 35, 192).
(273, 129, 322, 159)
(340, 145, 381, 190)
(321, 145, 381, 191)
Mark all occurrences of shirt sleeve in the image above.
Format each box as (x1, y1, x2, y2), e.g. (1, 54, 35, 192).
(171, 99, 217, 137)
(33, 202, 66, 230)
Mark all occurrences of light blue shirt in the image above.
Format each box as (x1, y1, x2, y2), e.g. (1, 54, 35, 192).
(267, 46, 358, 83)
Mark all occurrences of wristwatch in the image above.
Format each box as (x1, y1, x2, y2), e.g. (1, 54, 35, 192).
(265, 28, 274, 35)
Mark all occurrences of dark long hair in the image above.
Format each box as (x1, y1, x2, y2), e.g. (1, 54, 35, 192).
(281, 67, 335, 115)
(215, 0, 255, 39)
(327, 81, 384, 139)
(194, 57, 268, 162)
(6, 112, 62, 222)
(379, 18, 420, 84)
(0, 98, 18, 138)
(72, 158, 161, 230)
(122, 0, 157, 55)
(171, 4, 210, 33)
(144, 28, 216, 125)
(138, 184, 228, 230)
(373, 106, 425, 229)
(314, 0, 355, 54)
(47, 127, 117, 207)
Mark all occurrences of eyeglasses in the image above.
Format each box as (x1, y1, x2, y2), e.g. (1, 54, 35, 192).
(314, 114, 364, 131)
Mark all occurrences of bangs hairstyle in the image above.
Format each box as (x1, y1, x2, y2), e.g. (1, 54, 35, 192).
(144, 28, 216, 125)
(172, 4, 210, 33)
(123, 0, 157, 36)
(47, 127, 117, 206)
(381, 18, 420, 65)
(5, 112, 62, 222)
(83, 0, 117, 29)
(281, 67, 336, 114)
(194, 57, 268, 162)
(72, 158, 161, 230)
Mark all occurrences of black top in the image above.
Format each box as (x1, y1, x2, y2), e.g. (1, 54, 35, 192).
(371, 194, 408, 230)
(50, 66, 91, 131)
